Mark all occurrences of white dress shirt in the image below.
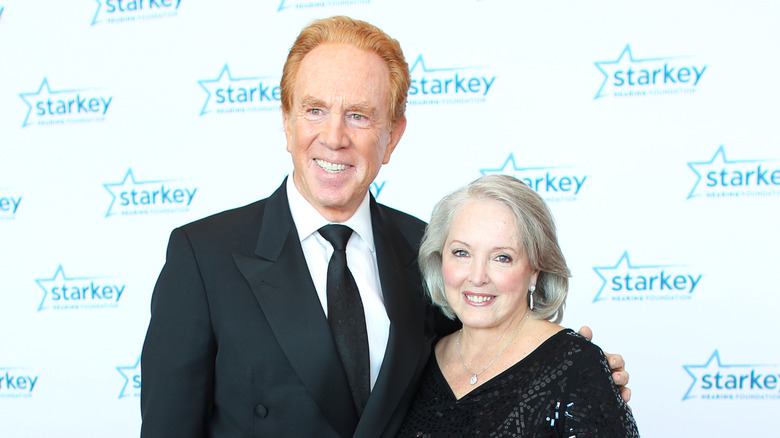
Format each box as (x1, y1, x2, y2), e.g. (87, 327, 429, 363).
(285, 175, 390, 390)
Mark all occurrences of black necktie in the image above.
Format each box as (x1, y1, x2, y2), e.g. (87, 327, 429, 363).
(318, 224, 370, 417)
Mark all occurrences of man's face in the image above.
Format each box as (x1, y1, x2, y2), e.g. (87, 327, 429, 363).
(284, 43, 406, 222)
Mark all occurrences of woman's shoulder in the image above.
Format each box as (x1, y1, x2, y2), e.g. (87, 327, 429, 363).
(533, 326, 607, 363)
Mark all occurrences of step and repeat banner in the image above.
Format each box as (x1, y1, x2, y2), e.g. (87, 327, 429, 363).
(1, 1, 778, 436)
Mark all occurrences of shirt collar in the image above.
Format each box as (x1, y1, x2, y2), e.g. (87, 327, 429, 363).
(286, 174, 375, 251)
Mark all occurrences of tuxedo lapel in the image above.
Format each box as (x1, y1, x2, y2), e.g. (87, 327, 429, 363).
(232, 182, 358, 438)
(355, 199, 429, 437)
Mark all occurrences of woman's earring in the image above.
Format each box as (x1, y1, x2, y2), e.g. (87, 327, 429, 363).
(529, 284, 536, 310)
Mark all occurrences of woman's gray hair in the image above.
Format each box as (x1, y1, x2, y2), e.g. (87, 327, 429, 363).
(418, 174, 571, 323)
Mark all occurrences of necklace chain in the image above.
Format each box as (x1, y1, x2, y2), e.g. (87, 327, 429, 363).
(456, 314, 530, 385)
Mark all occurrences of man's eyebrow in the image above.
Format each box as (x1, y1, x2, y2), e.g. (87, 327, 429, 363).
(345, 103, 376, 116)
(300, 96, 326, 108)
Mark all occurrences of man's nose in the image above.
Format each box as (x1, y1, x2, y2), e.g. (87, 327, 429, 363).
(321, 114, 349, 148)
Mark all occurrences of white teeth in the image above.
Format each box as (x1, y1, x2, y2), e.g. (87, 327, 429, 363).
(466, 295, 493, 303)
(316, 159, 348, 173)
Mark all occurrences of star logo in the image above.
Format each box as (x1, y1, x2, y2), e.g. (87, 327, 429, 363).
(198, 64, 280, 115)
(104, 168, 197, 217)
(35, 265, 97, 311)
(18, 77, 111, 126)
(479, 153, 563, 178)
(19, 78, 80, 127)
(686, 145, 773, 199)
(103, 169, 166, 217)
(479, 154, 585, 201)
(409, 54, 474, 74)
(276, 0, 293, 11)
(92, 0, 181, 25)
(91, 0, 104, 25)
(594, 45, 678, 99)
(592, 252, 682, 303)
(117, 356, 142, 399)
(199, 64, 242, 116)
(682, 350, 779, 401)
(407, 54, 496, 103)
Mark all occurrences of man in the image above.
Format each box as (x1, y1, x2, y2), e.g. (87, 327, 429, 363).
(140, 16, 629, 438)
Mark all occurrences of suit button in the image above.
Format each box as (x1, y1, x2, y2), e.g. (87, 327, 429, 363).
(254, 404, 268, 418)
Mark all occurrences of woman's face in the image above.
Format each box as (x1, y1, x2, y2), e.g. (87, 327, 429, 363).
(442, 199, 538, 331)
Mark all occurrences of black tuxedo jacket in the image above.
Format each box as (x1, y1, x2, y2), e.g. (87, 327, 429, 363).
(141, 180, 446, 438)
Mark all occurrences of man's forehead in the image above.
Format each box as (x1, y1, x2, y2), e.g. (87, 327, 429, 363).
(291, 45, 389, 109)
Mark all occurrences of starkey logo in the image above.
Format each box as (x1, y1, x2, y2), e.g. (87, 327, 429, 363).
(35, 265, 126, 311)
(199, 64, 281, 116)
(407, 55, 497, 106)
(592, 252, 703, 303)
(480, 153, 587, 202)
(0, 188, 22, 221)
(0, 368, 38, 399)
(19, 78, 113, 127)
(277, 0, 369, 11)
(683, 350, 780, 401)
(117, 356, 141, 399)
(594, 45, 707, 99)
(688, 145, 780, 199)
(104, 168, 198, 217)
(92, 0, 181, 25)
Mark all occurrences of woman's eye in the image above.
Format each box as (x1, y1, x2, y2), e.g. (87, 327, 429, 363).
(496, 254, 512, 263)
(452, 249, 468, 257)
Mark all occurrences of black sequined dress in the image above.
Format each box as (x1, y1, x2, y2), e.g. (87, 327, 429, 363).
(397, 329, 639, 437)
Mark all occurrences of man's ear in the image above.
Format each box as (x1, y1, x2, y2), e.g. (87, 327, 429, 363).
(382, 116, 407, 164)
(283, 111, 293, 152)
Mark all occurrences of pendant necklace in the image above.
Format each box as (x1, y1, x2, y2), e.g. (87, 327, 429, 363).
(456, 313, 530, 385)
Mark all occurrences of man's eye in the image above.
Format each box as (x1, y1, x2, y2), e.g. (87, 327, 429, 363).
(309, 108, 322, 115)
(349, 113, 364, 120)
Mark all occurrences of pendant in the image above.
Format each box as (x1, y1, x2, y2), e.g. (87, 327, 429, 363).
(469, 374, 478, 385)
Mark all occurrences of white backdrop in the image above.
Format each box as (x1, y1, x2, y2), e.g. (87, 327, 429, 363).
(1, 1, 779, 436)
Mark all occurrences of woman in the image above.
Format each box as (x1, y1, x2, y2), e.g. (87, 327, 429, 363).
(398, 175, 639, 437)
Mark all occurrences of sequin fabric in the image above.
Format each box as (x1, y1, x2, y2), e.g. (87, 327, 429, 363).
(397, 329, 639, 437)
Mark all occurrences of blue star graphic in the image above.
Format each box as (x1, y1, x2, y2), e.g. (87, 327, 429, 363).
(18, 78, 81, 127)
(0, 6, 5, 21)
(199, 64, 237, 116)
(117, 356, 142, 399)
(686, 145, 764, 199)
(593, 45, 675, 100)
(103, 168, 166, 217)
(409, 54, 476, 74)
(592, 252, 675, 303)
(479, 153, 564, 177)
(35, 265, 93, 311)
(681, 350, 774, 401)
(91, 0, 104, 25)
